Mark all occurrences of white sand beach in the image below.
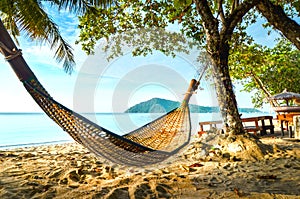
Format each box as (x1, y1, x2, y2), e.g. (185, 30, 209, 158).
(0, 130, 299, 199)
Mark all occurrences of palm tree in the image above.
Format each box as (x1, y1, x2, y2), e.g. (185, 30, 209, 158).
(0, 0, 113, 73)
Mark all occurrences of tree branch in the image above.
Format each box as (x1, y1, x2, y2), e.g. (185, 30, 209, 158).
(225, 0, 259, 37)
(217, 0, 226, 25)
(193, 0, 220, 54)
(256, 0, 300, 50)
(230, 0, 240, 14)
(251, 72, 279, 107)
(193, 0, 219, 34)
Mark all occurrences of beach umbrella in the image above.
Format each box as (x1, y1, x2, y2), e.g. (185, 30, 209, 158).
(269, 89, 300, 100)
(269, 89, 300, 106)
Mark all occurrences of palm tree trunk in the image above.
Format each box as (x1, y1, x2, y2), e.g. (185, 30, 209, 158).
(0, 18, 36, 82)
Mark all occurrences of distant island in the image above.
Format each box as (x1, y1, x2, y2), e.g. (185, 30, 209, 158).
(125, 98, 261, 113)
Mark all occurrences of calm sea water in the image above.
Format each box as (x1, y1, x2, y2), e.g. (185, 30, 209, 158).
(0, 112, 270, 149)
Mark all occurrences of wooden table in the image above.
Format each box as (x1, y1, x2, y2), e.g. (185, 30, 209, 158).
(276, 113, 300, 136)
(199, 120, 222, 132)
(199, 115, 274, 136)
(241, 116, 274, 136)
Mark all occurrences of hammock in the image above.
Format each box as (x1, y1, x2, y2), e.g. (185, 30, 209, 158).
(0, 20, 201, 166)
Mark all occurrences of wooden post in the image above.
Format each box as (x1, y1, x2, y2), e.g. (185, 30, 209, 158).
(281, 120, 285, 136)
(289, 126, 293, 138)
(260, 118, 266, 136)
(294, 116, 300, 139)
(182, 79, 199, 105)
(270, 118, 274, 134)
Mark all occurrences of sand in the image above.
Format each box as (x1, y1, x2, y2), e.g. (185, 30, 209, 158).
(0, 131, 299, 199)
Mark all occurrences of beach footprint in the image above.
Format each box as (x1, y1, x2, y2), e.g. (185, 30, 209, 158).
(156, 183, 172, 199)
(107, 187, 130, 199)
(134, 183, 155, 199)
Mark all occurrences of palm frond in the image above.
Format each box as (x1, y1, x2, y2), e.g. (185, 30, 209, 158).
(47, 0, 115, 14)
(5, 0, 75, 73)
(1, 15, 20, 46)
(0, 0, 20, 45)
(53, 37, 75, 74)
(0, 0, 116, 73)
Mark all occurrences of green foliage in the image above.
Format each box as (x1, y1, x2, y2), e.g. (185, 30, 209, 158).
(277, 0, 300, 17)
(229, 38, 300, 107)
(76, 0, 204, 58)
(76, 0, 262, 60)
(174, 0, 192, 9)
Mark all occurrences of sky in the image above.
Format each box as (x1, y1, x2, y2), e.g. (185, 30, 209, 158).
(0, 5, 294, 113)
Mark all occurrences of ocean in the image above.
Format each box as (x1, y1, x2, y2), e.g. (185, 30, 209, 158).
(0, 112, 271, 149)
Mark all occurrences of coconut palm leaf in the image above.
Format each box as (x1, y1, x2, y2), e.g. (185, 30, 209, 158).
(0, 1, 20, 45)
(48, 0, 115, 14)
(0, 0, 115, 73)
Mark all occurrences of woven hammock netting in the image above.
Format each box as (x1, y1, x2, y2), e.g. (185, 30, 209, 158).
(23, 77, 195, 166)
(0, 19, 200, 166)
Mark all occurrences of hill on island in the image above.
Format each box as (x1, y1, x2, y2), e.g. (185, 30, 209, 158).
(125, 98, 260, 113)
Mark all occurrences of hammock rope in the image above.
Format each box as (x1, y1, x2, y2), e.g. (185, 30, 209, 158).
(0, 41, 22, 61)
(0, 19, 203, 166)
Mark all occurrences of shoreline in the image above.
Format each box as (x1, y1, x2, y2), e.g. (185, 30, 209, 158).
(0, 140, 74, 150)
(1, 130, 299, 199)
